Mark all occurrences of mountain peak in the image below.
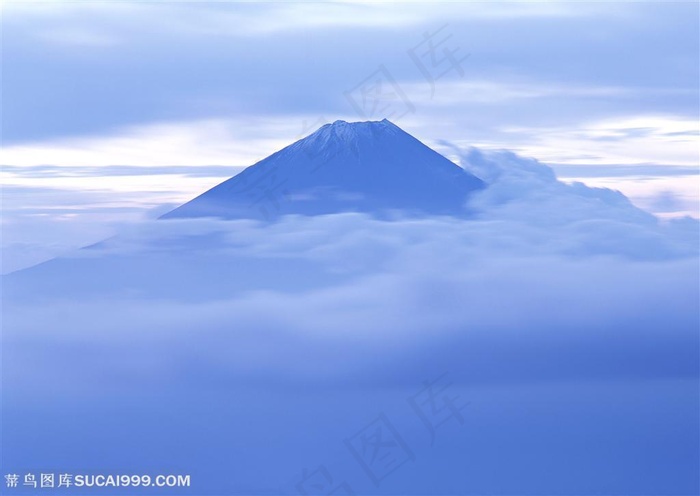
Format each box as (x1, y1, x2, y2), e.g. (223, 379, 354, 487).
(162, 120, 485, 221)
(327, 118, 392, 128)
(323, 118, 398, 134)
(297, 119, 402, 149)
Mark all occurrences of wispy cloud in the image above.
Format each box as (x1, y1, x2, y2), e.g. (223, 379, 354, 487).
(486, 115, 700, 166)
(1, 164, 237, 179)
(6, 1, 587, 45)
(0, 118, 297, 168)
(34, 27, 121, 47)
(400, 79, 696, 106)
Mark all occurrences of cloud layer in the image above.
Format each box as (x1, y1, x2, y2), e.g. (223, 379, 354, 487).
(3, 148, 698, 494)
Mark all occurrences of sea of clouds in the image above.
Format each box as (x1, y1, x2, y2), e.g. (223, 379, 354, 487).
(3, 147, 698, 494)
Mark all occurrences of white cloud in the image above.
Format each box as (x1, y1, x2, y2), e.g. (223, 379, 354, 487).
(4, 212, 698, 390)
(0, 118, 290, 168)
(560, 175, 699, 220)
(495, 115, 699, 166)
(5, 1, 587, 44)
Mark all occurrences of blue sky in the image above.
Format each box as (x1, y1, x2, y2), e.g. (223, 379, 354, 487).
(1, 1, 699, 270)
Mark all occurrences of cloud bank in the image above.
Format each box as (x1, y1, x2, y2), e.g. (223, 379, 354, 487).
(3, 148, 698, 495)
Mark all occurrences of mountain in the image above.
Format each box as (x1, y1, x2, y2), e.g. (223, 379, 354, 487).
(161, 119, 485, 220)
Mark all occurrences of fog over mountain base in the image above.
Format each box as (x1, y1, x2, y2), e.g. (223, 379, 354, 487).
(3, 146, 698, 494)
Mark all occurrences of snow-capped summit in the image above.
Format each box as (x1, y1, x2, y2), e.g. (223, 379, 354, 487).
(162, 119, 485, 220)
(301, 118, 404, 147)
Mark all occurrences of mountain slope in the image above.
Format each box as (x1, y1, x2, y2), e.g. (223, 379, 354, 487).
(161, 119, 485, 220)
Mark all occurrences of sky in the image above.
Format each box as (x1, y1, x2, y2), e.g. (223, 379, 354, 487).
(1, 1, 699, 271)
